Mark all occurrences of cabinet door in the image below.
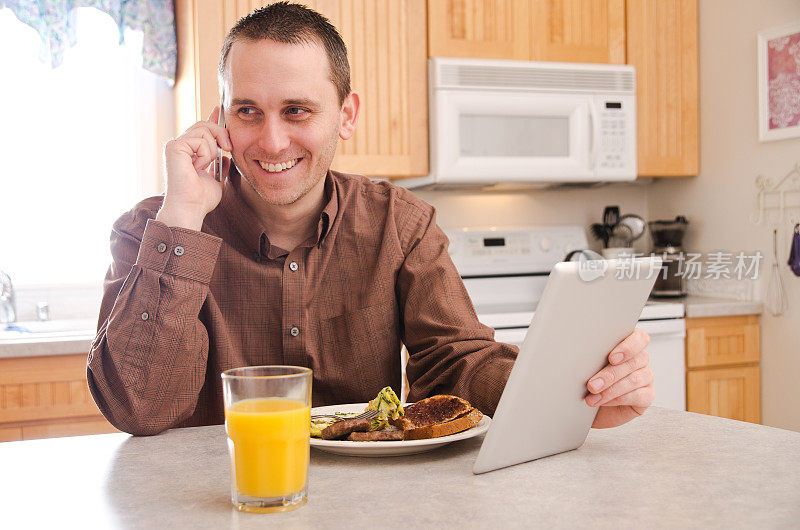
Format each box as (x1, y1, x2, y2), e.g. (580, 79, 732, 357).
(687, 366, 760, 424)
(314, 0, 428, 177)
(530, 0, 626, 63)
(176, 0, 428, 178)
(0, 354, 104, 424)
(428, 0, 531, 60)
(626, 0, 698, 176)
(686, 315, 760, 369)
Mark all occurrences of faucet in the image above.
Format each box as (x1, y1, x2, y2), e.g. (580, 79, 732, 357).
(0, 269, 16, 324)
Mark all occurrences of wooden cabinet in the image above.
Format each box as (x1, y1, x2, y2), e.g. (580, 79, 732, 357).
(176, 1, 698, 180)
(428, 0, 531, 60)
(428, 0, 625, 63)
(175, 0, 429, 178)
(685, 316, 761, 424)
(530, 0, 626, 63)
(0, 354, 118, 442)
(626, 0, 699, 176)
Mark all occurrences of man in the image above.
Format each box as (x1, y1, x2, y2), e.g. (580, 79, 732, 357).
(88, 2, 654, 436)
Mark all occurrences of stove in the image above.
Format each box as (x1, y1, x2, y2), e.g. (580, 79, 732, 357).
(444, 226, 686, 411)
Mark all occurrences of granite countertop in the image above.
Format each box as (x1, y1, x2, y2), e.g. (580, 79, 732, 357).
(681, 295, 764, 318)
(1, 407, 798, 528)
(0, 318, 95, 359)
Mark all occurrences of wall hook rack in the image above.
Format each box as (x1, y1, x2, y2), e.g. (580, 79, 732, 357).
(750, 162, 800, 225)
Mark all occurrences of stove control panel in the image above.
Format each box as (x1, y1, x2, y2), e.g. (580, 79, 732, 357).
(445, 226, 589, 276)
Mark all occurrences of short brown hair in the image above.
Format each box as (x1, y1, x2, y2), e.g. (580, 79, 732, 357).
(218, 2, 351, 105)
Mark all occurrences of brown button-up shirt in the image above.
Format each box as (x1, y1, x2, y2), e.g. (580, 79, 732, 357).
(87, 169, 518, 435)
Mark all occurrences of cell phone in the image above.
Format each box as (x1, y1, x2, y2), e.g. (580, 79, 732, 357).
(215, 90, 226, 182)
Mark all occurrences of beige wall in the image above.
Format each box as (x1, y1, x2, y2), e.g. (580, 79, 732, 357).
(417, 183, 651, 254)
(647, 0, 800, 431)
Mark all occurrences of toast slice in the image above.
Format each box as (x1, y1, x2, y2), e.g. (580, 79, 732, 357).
(403, 408, 483, 441)
(391, 395, 472, 430)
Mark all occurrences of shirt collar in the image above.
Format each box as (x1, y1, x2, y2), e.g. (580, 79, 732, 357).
(218, 166, 339, 258)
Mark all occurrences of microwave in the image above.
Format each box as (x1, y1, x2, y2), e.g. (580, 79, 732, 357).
(403, 58, 637, 189)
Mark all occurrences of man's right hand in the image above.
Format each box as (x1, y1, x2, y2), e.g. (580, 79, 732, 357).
(157, 106, 232, 231)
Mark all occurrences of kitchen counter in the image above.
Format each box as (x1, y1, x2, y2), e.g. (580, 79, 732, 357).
(681, 295, 764, 318)
(0, 294, 764, 359)
(0, 318, 95, 359)
(0, 335, 93, 358)
(1, 407, 798, 528)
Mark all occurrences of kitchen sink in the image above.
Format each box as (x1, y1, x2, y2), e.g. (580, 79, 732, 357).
(0, 318, 97, 341)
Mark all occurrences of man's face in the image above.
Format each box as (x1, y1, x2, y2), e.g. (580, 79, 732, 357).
(223, 38, 355, 206)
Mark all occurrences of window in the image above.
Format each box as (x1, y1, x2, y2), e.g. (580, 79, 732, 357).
(0, 7, 174, 289)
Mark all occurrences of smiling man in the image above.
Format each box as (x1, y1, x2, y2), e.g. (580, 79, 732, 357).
(88, 2, 654, 436)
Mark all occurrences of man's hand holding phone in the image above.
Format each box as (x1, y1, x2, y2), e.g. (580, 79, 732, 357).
(157, 106, 231, 231)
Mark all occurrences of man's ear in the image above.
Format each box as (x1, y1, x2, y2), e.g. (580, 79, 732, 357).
(338, 90, 360, 140)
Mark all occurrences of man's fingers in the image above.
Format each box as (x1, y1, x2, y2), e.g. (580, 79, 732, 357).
(183, 118, 231, 151)
(585, 366, 654, 407)
(591, 385, 655, 409)
(608, 328, 650, 365)
(587, 349, 650, 394)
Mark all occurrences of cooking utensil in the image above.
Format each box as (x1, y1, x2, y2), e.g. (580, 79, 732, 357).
(603, 206, 620, 229)
(610, 223, 634, 247)
(590, 223, 610, 247)
(618, 214, 647, 244)
(767, 228, 788, 316)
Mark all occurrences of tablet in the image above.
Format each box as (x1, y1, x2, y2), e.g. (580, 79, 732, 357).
(472, 256, 661, 474)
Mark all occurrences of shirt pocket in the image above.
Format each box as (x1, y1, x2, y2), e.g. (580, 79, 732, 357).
(316, 302, 401, 397)
(320, 302, 397, 349)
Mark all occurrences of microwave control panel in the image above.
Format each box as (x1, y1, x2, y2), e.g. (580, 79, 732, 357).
(595, 96, 635, 173)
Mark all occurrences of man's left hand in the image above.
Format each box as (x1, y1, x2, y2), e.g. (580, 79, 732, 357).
(586, 328, 654, 428)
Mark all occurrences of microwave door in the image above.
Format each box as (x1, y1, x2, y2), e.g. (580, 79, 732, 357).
(432, 90, 594, 182)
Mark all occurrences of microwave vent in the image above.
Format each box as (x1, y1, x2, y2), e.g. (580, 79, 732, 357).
(437, 64, 635, 93)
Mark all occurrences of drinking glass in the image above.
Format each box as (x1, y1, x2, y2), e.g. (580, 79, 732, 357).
(221, 366, 312, 513)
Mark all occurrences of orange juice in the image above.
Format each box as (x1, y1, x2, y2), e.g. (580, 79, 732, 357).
(225, 398, 310, 498)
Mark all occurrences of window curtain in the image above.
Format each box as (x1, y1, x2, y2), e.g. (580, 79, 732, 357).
(0, 0, 176, 84)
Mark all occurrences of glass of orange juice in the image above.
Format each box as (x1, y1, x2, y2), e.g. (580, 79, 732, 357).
(221, 366, 312, 513)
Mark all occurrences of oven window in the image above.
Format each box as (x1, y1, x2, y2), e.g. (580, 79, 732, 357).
(459, 115, 569, 157)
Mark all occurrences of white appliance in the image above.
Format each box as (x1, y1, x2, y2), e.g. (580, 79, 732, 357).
(446, 226, 686, 411)
(403, 58, 637, 189)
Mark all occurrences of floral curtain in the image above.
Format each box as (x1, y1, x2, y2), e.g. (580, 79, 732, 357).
(0, 0, 176, 84)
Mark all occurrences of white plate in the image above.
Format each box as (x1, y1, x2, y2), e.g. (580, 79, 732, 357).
(310, 403, 491, 457)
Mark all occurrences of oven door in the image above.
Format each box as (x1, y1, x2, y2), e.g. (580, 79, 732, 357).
(431, 89, 595, 182)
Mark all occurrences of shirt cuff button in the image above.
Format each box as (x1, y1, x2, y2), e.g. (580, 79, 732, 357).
(157, 242, 167, 253)
(174, 245, 185, 256)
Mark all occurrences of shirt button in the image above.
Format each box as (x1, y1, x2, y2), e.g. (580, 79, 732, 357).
(157, 242, 167, 253)
(174, 245, 184, 256)
(289, 261, 299, 271)
(141, 312, 149, 321)
(290, 326, 299, 337)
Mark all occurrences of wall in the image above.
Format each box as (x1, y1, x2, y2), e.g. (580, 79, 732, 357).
(416, 183, 651, 254)
(647, 0, 800, 431)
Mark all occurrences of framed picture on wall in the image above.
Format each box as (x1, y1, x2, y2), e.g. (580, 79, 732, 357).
(758, 22, 800, 142)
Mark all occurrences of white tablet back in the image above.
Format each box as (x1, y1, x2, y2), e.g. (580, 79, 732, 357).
(473, 257, 661, 474)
